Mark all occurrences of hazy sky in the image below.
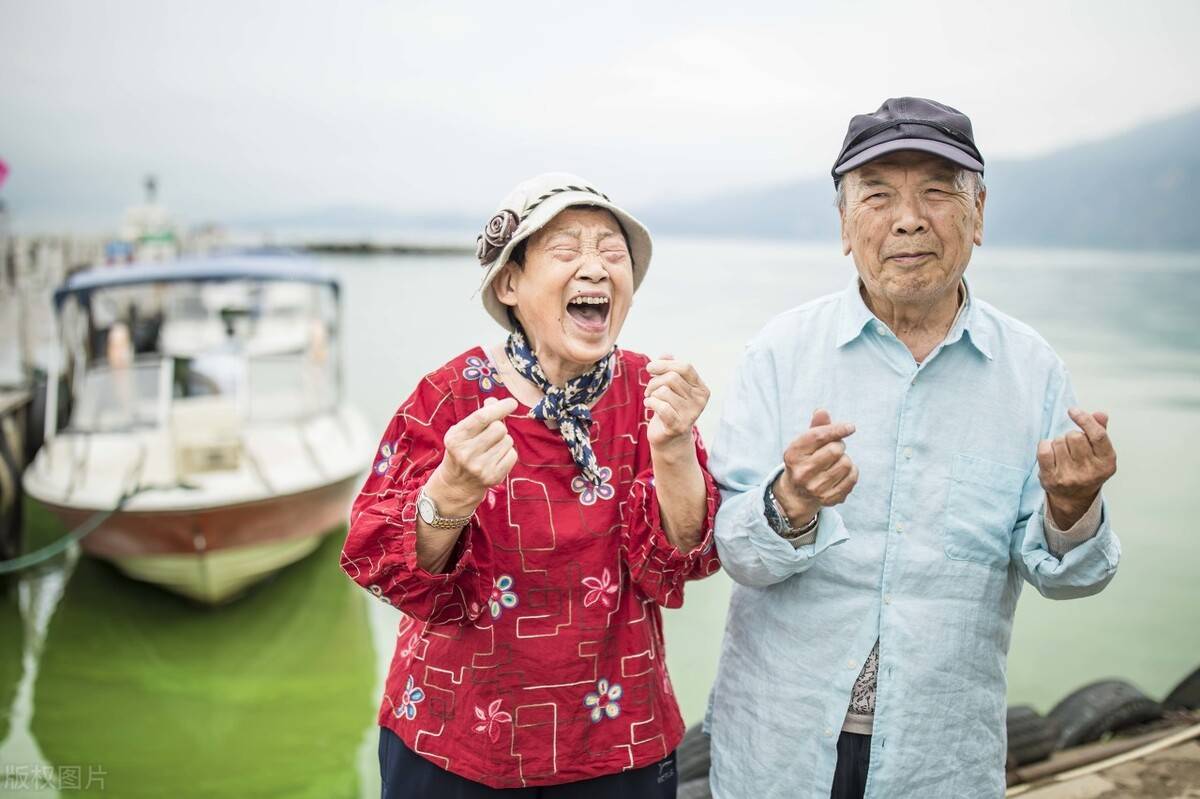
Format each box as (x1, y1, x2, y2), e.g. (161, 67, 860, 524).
(2, 0, 1199, 230)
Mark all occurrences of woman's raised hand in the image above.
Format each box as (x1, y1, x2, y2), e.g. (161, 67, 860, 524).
(644, 356, 710, 453)
(430, 397, 519, 514)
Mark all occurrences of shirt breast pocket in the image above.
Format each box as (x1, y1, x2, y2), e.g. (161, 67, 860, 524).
(943, 453, 1027, 569)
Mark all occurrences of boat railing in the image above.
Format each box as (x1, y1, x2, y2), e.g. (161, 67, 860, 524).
(64, 344, 338, 434)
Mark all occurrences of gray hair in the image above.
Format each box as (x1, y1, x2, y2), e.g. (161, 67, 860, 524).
(835, 168, 985, 211)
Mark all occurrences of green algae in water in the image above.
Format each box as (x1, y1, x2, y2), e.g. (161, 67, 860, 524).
(24, 517, 374, 798)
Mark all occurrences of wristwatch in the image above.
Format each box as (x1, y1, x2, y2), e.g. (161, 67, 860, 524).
(416, 486, 475, 530)
(764, 483, 819, 539)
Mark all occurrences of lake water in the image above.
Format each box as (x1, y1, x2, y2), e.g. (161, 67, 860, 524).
(2, 238, 1198, 797)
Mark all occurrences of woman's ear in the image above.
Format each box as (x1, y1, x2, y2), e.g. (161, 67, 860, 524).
(492, 261, 520, 308)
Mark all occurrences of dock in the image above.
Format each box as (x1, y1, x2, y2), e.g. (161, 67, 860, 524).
(0, 389, 31, 561)
(1010, 720, 1200, 797)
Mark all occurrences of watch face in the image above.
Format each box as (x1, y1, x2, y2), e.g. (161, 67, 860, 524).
(417, 494, 436, 524)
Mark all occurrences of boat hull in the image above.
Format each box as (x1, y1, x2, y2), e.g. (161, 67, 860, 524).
(106, 535, 327, 604)
(35, 473, 361, 603)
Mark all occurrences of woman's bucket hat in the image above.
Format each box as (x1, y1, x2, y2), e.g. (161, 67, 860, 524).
(476, 172, 652, 330)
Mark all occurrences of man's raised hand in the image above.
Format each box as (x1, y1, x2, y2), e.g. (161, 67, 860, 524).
(773, 409, 859, 525)
(1038, 408, 1116, 528)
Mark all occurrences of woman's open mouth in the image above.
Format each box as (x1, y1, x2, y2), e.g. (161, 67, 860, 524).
(565, 294, 610, 334)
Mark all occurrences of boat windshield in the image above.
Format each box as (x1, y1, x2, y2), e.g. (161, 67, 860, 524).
(71, 356, 168, 432)
(159, 280, 335, 358)
(245, 351, 338, 421)
(66, 278, 341, 431)
(71, 347, 340, 432)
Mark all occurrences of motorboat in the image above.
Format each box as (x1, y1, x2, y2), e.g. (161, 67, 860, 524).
(22, 256, 372, 603)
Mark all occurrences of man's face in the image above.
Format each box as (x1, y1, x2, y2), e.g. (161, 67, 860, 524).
(839, 151, 985, 308)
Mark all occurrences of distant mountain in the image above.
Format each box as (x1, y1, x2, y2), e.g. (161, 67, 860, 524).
(222, 108, 1200, 250)
(641, 107, 1200, 250)
(230, 205, 477, 238)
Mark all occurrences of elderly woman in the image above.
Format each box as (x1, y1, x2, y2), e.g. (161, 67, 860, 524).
(341, 173, 721, 798)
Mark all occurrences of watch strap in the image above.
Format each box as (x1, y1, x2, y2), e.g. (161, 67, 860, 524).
(418, 487, 475, 529)
(764, 483, 819, 538)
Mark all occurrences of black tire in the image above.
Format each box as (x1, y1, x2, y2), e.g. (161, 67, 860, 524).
(1006, 704, 1059, 766)
(677, 777, 712, 799)
(1048, 680, 1163, 749)
(676, 723, 711, 784)
(1006, 705, 1042, 736)
(1164, 666, 1200, 711)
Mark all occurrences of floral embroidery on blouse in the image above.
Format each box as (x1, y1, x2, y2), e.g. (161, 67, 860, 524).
(472, 699, 514, 743)
(367, 584, 392, 606)
(583, 678, 623, 723)
(396, 675, 425, 721)
(488, 575, 518, 619)
(462, 355, 502, 392)
(374, 442, 398, 476)
(398, 633, 421, 660)
(581, 568, 618, 609)
(571, 466, 614, 506)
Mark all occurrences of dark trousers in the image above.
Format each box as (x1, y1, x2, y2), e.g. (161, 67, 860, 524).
(379, 726, 678, 799)
(831, 731, 871, 799)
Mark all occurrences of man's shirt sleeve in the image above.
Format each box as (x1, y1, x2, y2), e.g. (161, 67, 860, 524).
(710, 342, 850, 588)
(1011, 362, 1121, 599)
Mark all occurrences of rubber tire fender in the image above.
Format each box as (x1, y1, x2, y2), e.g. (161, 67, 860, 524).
(1048, 679, 1163, 749)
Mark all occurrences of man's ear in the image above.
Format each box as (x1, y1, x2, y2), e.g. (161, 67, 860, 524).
(973, 185, 987, 246)
(839, 205, 852, 256)
(492, 261, 520, 308)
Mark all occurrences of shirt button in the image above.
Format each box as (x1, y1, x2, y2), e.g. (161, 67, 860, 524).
(903, 447, 913, 459)
(848, 659, 857, 670)
(824, 727, 833, 737)
(895, 522, 904, 534)
(876, 324, 888, 336)
(884, 594, 892, 605)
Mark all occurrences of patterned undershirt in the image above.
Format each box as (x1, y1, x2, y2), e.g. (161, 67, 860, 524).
(843, 641, 879, 735)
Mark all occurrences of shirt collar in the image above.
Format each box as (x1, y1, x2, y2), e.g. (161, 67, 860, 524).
(836, 277, 993, 360)
(835, 277, 878, 347)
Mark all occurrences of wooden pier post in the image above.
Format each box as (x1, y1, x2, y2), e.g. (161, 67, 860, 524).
(0, 389, 31, 562)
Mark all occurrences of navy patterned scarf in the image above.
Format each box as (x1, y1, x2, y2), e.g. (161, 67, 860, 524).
(504, 320, 615, 486)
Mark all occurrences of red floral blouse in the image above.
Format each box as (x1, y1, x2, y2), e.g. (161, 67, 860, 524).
(340, 347, 721, 788)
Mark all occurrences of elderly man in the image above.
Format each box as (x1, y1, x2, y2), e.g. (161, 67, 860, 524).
(705, 98, 1121, 799)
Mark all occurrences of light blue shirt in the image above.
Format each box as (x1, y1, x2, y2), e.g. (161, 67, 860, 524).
(705, 278, 1121, 799)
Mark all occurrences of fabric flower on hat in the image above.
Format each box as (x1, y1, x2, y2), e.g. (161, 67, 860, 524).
(476, 209, 520, 265)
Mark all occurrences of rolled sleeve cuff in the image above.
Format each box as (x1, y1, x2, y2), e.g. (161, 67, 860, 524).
(1042, 493, 1104, 558)
(397, 508, 478, 583)
(742, 466, 850, 568)
(1019, 495, 1120, 597)
(644, 469, 720, 563)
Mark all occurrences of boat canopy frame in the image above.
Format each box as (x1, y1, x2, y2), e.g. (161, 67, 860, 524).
(54, 256, 340, 308)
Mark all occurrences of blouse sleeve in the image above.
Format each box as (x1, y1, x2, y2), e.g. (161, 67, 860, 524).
(339, 374, 490, 625)
(620, 427, 722, 608)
